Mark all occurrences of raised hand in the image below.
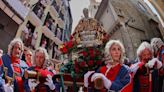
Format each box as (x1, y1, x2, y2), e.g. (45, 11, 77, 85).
(44, 74, 55, 90)
(28, 79, 39, 91)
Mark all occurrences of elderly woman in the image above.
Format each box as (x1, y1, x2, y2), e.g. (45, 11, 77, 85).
(131, 41, 162, 92)
(0, 38, 28, 92)
(84, 40, 131, 92)
(25, 47, 55, 92)
(151, 38, 164, 92)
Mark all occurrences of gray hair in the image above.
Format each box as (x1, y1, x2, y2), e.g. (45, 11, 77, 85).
(32, 47, 49, 68)
(137, 41, 153, 59)
(8, 38, 24, 57)
(105, 40, 125, 64)
(151, 38, 164, 53)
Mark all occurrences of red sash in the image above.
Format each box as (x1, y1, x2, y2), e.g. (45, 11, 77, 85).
(100, 64, 133, 92)
(100, 64, 121, 81)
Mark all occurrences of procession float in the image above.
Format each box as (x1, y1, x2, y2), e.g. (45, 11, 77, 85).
(57, 8, 110, 92)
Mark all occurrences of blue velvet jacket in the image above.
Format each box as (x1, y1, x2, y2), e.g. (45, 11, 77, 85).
(1, 54, 28, 92)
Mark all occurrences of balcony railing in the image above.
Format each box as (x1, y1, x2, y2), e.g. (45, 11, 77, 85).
(57, 18, 64, 28)
(40, 0, 52, 7)
(29, 12, 42, 26)
(33, 5, 45, 19)
(5, 0, 30, 19)
(50, 6, 59, 18)
(51, 0, 60, 13)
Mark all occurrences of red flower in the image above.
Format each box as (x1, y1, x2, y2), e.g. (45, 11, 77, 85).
(89, 48, 94, 58)
(63, 43, 67, 46)
(79, 61, 86, 67)
(70, 36, 73, 40)
(80, 51, 87, 57)
(95, 50, 100, 55)
(88, 60, 94, 66)
(67, 40, 73, 48)
(74, 60, 78, 67)
(60, 47, 68, 54)
(75, 67, 80, 73)
(96, 61, 102, 65)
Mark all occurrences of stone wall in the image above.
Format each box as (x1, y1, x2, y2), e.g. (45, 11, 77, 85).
(0, 10, 18, 52)
(95, 0, 163, 60)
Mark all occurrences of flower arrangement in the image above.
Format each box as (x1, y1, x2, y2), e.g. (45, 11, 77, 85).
(59, 40, 77, 54)
(59, 17, 110, 78)
(60, 41, 105, 77)
(74, 47, 104, 77)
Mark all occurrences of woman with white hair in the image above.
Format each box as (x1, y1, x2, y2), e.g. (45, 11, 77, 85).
(24, 47, 56, 92)
(131, 41, 162, 92)
(0, 38, 28, 92)
(151, 38, 164, 92)
(84, 40, 131, 92)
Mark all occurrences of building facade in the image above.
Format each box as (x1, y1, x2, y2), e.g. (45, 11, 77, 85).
(89, 0, 101, 18)
(95, 0, 163, 60)
(0, 0, 29, 52)
(148, 0, 164, 39)
(149, 0, 164, 21)
(16, 0, 72, 61)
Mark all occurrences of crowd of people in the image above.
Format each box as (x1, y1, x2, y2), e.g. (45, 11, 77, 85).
(21, 23, 38, 50)
(84, 38, 164, 92)
(0, 37, 163, 92)
(0, 38, 56, 92)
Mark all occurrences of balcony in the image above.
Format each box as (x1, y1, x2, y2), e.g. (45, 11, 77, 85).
(59, 10, 64, 20)
(59, 6, 65, 20)
(33, 6, 45, 20)
(5, 0, 30, 19)
(56, 0, 62, 7)
(57, 18, 64, 29)
(50, 6, 59, 18)
(42, 26, 63, 45)
(40, 0, 52, 7)
(29, 12, 42, 26)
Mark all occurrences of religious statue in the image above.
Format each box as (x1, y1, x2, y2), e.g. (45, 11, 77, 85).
(83, 8, 89, 19)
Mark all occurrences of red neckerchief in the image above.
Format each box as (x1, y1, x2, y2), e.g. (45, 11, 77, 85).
(11, 56, 21, 74)
(100, 64, 121, 81)
(26, 61, 32, 67)
(11, 56, 20, 64)
(0, 58, 3, 66)
(11, 56, 24, 92)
